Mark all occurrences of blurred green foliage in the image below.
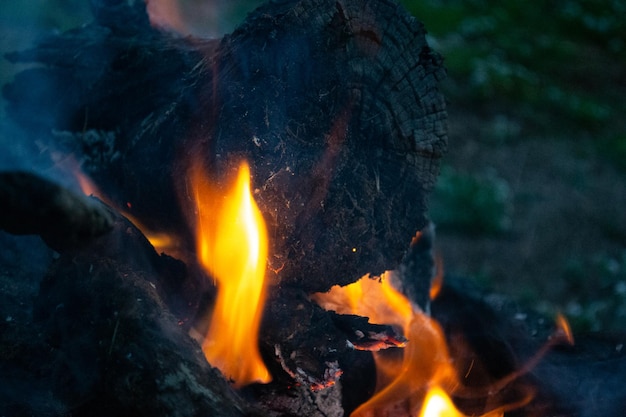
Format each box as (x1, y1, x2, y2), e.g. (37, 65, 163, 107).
(430, 165, 512, 235)
(400, 0, 626, 135)
(549, 250, 626, 332)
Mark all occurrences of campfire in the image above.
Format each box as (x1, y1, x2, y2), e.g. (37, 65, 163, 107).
(190, 160, 271, 387)
(1, 0, 626, 416)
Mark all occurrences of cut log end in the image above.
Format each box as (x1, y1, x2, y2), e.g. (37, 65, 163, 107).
(3, 0, 447, 292)
(199, 0, 448, 291)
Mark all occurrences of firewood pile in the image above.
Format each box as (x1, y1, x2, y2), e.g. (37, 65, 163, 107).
(1, 1, 626, 416)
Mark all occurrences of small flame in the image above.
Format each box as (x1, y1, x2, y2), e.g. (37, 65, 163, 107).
(191, 161, 271, 387)
(555, 313, 575, 345)
(74, 168, 101, 197)
(311, 274, 412, 329)
(418, 385, 506, 417)
(419, 386, 463, 417)
(430, 255, 444, 301)
(123, 212, 180, 255)
(313, 275, 523, 417)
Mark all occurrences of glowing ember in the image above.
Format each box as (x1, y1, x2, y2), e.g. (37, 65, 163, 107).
(191, 161, 271, 387)
(72, 167, 178, 254)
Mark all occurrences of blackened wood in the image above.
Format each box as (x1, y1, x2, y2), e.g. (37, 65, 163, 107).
(0, 171, 113, 251)
(389, 221, 436, 310)
(30, 203, 261, 417)
(4, 0, 447, 293)
(205, 0, 448, 293)
(253, 288, 379, 416)
(258, 287, 397, 389)
(0, 233, 59, 416)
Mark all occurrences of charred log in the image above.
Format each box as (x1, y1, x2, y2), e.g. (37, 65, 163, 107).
(0, 171, 113, 252)
(1, 178, 626, 416)
(391, 221, 437, 309)
(21, 202, 259, 417)
(4, 0, 447, 293)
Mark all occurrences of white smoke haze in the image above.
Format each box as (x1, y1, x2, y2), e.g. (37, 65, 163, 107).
(0, 2, 91, 190)
(0, 1, 265, 190)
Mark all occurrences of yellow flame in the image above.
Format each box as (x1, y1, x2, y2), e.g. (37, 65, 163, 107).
(311, 273, 412, 329)
(419, 386, 463, 417)
(191, 161, 271, 387)
(418, 385, 506, 417)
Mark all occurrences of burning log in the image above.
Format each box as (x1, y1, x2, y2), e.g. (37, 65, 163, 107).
(4, 0, 626, 416)
(3, 0, 446, 413)
(24, 201, 260, 417)
(4, 0, 447, 293)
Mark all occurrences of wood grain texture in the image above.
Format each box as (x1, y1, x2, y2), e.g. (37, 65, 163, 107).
(5, 0, 447, 292)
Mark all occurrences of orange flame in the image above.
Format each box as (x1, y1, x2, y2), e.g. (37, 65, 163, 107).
(555, 312, 575, 345)
(315, 275, 578, 416)
(191, 161, 271, 387)
(312, 274, 412, 329)
(312, 275, 518, 417)
(313, 275, 463, 416)
(74, 168, 101, 197)
(430, 255, 444, 301)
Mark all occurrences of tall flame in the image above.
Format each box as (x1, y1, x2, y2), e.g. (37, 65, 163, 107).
(191, 161, 271, 387)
